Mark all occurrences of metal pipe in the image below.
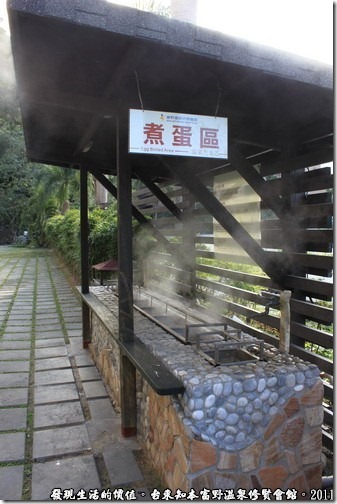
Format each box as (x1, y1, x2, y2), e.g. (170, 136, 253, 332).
(246, 300, 279, 323)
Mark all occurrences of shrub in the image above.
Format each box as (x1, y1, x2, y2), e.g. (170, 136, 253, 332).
(45, 207, 119, 274)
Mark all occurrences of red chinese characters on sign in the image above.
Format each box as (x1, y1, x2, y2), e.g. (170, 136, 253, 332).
(143, 122, 164, 145)
(132, 110, 227, 158)
(143, 124, 219, 149)
(172, 125, 192, 147)
(200, 127, 219, 148)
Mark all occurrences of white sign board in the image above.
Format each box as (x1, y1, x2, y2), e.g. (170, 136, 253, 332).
(129, 109, 228, 159)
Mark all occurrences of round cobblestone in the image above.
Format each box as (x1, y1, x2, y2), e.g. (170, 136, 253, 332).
(216, 408, 227, 420)
(213, 382, 223, 396)
(269, 392, 279, 405)
(226, 425, 238, 435)
(243, 378, 257, 392)
(223, 382, 232, 396)
(296, 372, 305, 384)
(285, 374, 296, 387)
(237, 397, 248, 407)
(192, 410, 204, 420)
(257, 378, 266, 392)
(233, 382, 243, 395)
(226, 413, 239, 425)
(267, 376, 277, 387)
(251, 412, 263, 424)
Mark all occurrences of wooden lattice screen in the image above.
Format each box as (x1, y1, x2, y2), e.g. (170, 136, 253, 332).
(132, 161, 333, 451)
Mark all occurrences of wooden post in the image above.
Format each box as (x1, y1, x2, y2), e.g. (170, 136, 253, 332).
(80, 167, 91, 348)
(279, 290, 291, 353)
(117, 115, 137, 437)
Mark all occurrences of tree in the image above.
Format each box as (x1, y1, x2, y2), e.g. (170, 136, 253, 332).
(35, 166, 82, 214)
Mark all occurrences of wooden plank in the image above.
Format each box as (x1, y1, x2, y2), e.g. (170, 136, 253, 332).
(268, 251, 333, 271)
(322, 430, 333, 452)
(264, 172, 333, 195)
(262, 215, 332, 230)
(290, 321, 332, 349)
(304, 192, 332, 205)
(290, 299, 333, 325)
(285, 275, 333, 299)
(196, 277, 269, 305)
(323, 406, 333, 427)
(292, 203, 333, 219)
(120, 340, 184, 396)
(261, 229, 333, 250)
(323, 382, 333, 402)
(199, 293, 280, 331)
(289, 344, 333, 375)
(260, 147, 333, 177)
(196, 263, 273, 288)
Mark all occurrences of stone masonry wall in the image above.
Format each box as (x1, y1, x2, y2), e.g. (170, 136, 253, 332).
(89, 311, 121, 408)
(85, 290, 323, 496)
(139, 378, 323, 494)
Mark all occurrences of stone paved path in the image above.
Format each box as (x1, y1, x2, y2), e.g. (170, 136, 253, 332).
(0, 246, 149, 501)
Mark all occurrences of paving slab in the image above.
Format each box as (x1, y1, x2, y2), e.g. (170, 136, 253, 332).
(78, 366, 101, 381)
(35, 330, 64, 339)
(75, 354, 95, 367)
(33, 424, 91, 459)
(0, 349, 30, 360)
(35, 346, 68, 358)
(0, 387, 28, 406)
(0, 372, 29, 387)
(35, 314, 59, 322)
(34, 368, 75, 386)
(0, 465, 24, 500)
(34, 401, 84, 428)
(31, 455, 101, 500)
(0, 360, 30, 372)
(35, 323, 63, 333)
(82, 381, 109, 399)
(34, 382, 79, 404)
(0, 340, 31, 350)
(1, 332, 31, 341)
(0, 432, 26, 462)
(0, 407, 27, 430)
(88, 398, 118, 420)
(35, 356, 71, 371)
(5, 318, 32, 325)
(35, 338, 66, 348)
(85, 419, 126, 455)
(103, 446, 144, 486)
(4, 326, 31, 333)
(68, 346, 93, 359)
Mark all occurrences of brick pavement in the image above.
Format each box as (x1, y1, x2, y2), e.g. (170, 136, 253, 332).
(0, 247, 150, 501)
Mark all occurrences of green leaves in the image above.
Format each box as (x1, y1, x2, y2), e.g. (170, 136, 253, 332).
(45, 207, 119, 275)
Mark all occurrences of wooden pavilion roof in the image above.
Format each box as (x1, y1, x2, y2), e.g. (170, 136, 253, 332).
(7, 0, 333, 182)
